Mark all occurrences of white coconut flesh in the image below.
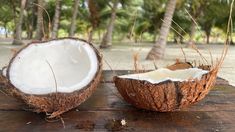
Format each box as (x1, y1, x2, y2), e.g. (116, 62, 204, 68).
(8, 39, 98, 95)
(119, 68, 209, 84)
(2, 67, 7, 77)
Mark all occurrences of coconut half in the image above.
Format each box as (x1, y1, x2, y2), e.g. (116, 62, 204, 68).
(4, 38, 102, 118)
(114, 65, 217, 112)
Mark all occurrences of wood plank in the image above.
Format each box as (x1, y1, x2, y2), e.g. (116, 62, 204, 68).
(0, 110, 234, 131)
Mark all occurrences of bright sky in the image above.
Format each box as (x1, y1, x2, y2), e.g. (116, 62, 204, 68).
(0, 27, 6, 35)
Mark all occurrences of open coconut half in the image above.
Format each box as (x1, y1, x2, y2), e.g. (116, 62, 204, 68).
(114, 63, 217, 112)
(3, 38, 102, 118)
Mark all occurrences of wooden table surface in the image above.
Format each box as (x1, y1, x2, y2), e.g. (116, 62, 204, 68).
(0, 70, 235, 132)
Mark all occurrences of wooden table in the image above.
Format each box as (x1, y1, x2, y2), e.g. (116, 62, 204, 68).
(0, 70, 235, 131)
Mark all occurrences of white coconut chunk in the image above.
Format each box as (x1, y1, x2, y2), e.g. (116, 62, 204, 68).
(8, 39, 98, 95)
(2, 67, 7, 77)
(119, 68, 209, 84)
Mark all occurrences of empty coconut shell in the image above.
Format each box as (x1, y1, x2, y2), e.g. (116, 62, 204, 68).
(114, 66, 217, 112)
(1, 38, 102, 118)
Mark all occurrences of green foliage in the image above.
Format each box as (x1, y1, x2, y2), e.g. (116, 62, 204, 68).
(0, 3, 14, 25)
(0, 0, 234, 42)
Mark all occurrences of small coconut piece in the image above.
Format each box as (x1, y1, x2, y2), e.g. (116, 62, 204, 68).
(0, 67, 8, 87)
(198, 65, 211, 71)
(1, 66, 7, 77)
(4, 38, 102, 118)
(114, 67, 217, 111)
(166, 59, 193, 70)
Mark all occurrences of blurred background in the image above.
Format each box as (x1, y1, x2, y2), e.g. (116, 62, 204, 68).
(0, 0, 233, 45)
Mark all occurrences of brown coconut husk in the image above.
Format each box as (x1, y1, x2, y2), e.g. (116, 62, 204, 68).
(0, 74, 6, 88)
(0, 67, 8, 88)
(114, 67, 217, 111)
(166, 59, 193, 70)
(2, 38, 102, 118)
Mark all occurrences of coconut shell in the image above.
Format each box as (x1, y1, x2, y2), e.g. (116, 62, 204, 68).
(0, 74, 6, 87)
(166, 60, 193, 70)
(113, 69, 217, 112)
(3, 38, 102, 118)
(0, 67, 8, 88)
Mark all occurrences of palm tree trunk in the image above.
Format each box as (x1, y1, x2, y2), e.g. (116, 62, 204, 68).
(206, 32, 210, 44)
(51, 0, 61, 39)
(205, 28, 211, 44)
(153, 32, 157, 42)
(180, 33, 184, 43)
(4, 23, 8, 38)
(188, 20, 196, 47)
(231, 38, 234, 45)
(10, 0, 18, 36)
(69, 0, 80, 37)
(140, 33, 143, 42)
(87, 0, 100, 42)
(26, 25, 32, 39)
(146, 0, 177, 60)
(88, 27, 93, 42)
(27, 0, 36, 39)
(98, 29, 101, 41)
(187, 5, 204, 46)
(100, 0, 118, 48)
(12, 0, 27, 45)
(35, 0, 44, 40)
(27, 18, 36, 39)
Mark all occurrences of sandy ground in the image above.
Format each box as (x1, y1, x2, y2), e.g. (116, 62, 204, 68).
(0, 41, 234, 86)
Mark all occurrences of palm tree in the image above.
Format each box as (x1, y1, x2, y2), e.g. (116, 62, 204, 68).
(100, 0, 118, 48)
(51, 0, 62, 39)
(0, 2, 14, 38)
(25, 0, 37, 39)
(12, 0, 27, 45)
(146, 0, 177, 60)
(69, 0, 80, 37)
(35, 0, 44, 40)
(87, 0, 100, 42)
(187, 0, 206, 46)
